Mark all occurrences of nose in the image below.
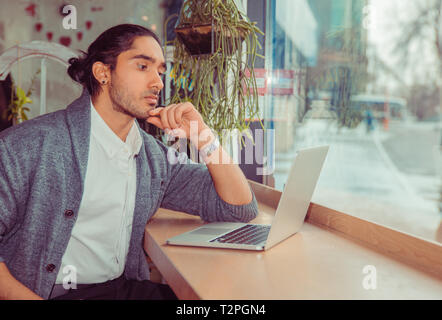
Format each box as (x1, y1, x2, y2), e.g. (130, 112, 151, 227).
(150, 70, 164, 91)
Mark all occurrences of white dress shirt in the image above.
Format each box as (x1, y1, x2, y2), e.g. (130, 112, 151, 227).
(55, 100, 142, 284)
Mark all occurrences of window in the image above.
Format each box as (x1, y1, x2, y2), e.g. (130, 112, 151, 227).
(258, 0, 442, 242)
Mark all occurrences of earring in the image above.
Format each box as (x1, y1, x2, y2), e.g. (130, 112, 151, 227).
(102, 80, 106, 84)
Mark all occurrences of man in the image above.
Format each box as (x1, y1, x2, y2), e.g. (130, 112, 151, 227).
(0, 24, 258, 300)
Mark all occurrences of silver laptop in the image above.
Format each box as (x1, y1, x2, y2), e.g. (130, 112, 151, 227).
(166, 145, 329, 251)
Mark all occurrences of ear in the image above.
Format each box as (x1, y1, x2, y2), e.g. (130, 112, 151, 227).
(92, 61, 111, 85)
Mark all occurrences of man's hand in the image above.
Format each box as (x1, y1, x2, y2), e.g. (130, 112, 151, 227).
(147, 103, 253, 206)
(146, 102, 215, 150)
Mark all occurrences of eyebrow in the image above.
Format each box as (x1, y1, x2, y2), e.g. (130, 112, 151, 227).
(129, 54, 167, 71)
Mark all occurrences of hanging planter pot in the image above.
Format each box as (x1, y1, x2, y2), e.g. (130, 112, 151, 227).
(175, 22, 246, 56)
(174, 23, 213, 55)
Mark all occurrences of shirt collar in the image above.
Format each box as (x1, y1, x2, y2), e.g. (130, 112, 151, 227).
(90, 99, 142, 159)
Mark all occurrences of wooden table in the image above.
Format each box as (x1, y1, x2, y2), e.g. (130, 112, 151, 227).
(144, 200, 442, 300)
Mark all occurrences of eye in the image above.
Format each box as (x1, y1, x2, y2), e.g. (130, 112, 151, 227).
(138, 64, 148, 71)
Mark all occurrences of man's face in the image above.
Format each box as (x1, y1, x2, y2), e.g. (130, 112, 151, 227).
(108, 36, 166, 120)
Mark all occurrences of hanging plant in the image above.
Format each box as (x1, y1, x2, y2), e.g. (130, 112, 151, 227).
(166, 0, 264, 147)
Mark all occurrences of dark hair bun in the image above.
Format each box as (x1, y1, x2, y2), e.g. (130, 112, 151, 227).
(67, 56, 86, 84)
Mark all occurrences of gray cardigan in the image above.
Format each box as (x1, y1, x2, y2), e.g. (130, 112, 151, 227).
(0, 89, 258, 299)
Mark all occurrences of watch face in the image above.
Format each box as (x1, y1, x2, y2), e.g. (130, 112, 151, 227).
(202, 139, 220, 160)
(206, 145, 215, 156)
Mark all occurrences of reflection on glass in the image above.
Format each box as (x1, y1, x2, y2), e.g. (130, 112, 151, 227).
(264, 0, 442, 242)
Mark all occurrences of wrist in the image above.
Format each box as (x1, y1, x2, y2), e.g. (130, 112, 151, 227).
(194, 125, 216, 151)
(199, 137, 220, 163)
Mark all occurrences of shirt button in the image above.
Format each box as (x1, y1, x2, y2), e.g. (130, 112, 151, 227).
(64, 209, 74, 218)
(46, 264, 56, 272)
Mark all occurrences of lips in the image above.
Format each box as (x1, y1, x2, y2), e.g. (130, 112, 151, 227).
(145, 95, 158, 105)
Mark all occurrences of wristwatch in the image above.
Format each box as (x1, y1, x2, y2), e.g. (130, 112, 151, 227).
(199, 137, 220, 163)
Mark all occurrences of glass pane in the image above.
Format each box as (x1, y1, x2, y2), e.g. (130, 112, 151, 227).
(263, 0, 442, 242)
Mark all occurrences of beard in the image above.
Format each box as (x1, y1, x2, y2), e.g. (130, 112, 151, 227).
(108, 74, 156, 120)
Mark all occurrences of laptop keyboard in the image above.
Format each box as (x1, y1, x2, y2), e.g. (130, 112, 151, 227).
(209, 224, 270, 245)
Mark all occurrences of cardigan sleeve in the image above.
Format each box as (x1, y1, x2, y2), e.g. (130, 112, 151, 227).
(0, 140, 19, 264)
(155, 140, 259, 223)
